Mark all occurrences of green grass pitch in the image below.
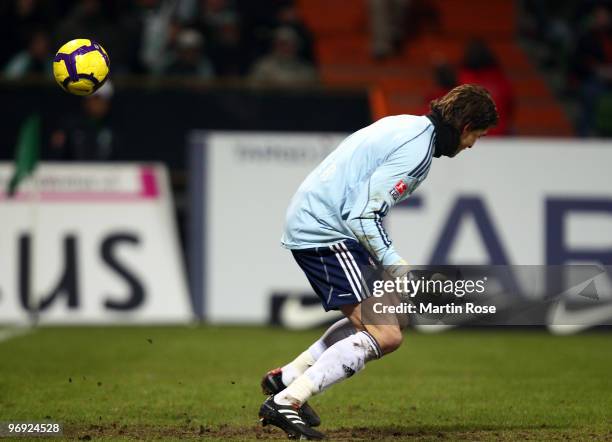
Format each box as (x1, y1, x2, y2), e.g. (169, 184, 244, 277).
(0, 326, 611, 441)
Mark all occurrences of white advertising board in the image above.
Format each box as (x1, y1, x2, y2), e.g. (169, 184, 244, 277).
(0, 163, 193, 324)
(192, 132, 612, 325)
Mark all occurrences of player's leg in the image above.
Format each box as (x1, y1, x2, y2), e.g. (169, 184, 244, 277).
(342, 302, 404, 355)
(272, 302, 403, 407)
(261, 317, 356, 428)
(262, 317, 356, 389)
(260, 305, 402, 439)
(259, 240, 397, 438)
(262, 242, 365, 387)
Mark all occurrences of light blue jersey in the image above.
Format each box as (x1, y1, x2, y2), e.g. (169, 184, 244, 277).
(282, 115, 436, 266)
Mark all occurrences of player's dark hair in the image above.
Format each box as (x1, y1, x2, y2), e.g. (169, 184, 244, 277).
(429, 84, 499, 131)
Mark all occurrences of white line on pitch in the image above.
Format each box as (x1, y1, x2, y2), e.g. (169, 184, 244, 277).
(0, 326, 34, 343)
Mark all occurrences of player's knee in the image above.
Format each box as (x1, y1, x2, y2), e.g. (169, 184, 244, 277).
(380, 328, 403, 354)
(369, 326, 403, 355)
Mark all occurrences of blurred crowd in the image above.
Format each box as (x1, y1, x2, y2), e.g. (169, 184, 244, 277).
(0, 0, 322, 161)
(0, 0, 318, 85)
(422, 40, 515, 136)
(419, 0, 612, 137)
(2, 0, 612, 139)
(520, 0, 612, 136)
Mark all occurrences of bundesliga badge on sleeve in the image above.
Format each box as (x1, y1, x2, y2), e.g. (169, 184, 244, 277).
(390, 180, 407, 201)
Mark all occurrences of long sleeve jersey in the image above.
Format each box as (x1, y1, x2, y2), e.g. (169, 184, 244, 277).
(281, 114, 436, 266)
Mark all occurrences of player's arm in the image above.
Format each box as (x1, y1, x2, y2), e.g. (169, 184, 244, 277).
(346, 152, 419, 268)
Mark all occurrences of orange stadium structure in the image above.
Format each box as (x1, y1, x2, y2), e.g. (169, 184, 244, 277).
(297, 0, 573, 136)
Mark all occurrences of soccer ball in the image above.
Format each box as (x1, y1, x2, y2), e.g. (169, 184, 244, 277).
(53, 39, 110, 96)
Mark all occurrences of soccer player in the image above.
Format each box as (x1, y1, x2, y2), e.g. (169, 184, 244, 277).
(258, 84, 499, 439)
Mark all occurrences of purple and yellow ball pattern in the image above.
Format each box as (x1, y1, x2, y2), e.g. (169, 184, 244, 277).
(53, 39, 110, 96)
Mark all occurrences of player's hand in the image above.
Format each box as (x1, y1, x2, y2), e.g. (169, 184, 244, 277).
(387, 258, 410, 278)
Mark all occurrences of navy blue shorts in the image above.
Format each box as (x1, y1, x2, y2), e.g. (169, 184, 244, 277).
(292, 240, 379, 311)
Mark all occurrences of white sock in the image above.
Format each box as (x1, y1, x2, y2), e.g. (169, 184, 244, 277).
(281, 318, 357, 386)
(274, 375, 316, 407)
(307, 317, 357, 360)
(275, 331, 381, 406)
(281, 350, 315, 386)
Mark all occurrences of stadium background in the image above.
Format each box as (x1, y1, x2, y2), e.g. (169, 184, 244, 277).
(0, 0, 611, 440)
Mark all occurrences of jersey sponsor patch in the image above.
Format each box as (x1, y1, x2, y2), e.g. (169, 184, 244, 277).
(389, 180, 407, 201)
